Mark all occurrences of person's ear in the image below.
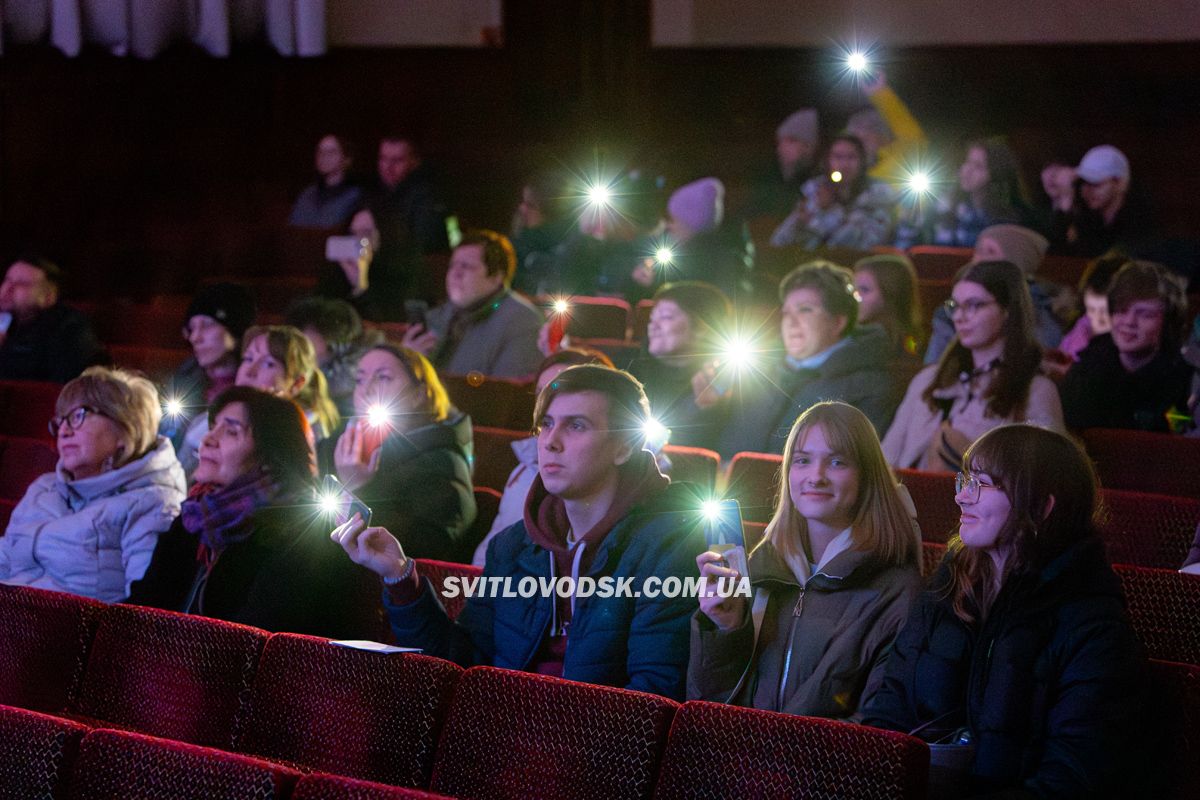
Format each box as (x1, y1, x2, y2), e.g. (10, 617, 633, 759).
(612, 438, 637, 467)
(832, 313, 848, 338)
(290, 373, 307, 398)
(1041, 494, 1056, 522)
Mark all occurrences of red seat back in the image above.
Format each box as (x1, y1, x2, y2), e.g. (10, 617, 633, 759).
(662, 445, 719, 492)
(431, 666, 677, 800)
(0, 584, 104, 712)
(0, 434, 58, 502)
(236, 633, 462, 788)
(294, 773, 453, 799)
(75, 604, 267, 749)
(551, 295, 631, 340)
(653, 700, 929, 800)
(1082, 429, 1200, 500)
(108, 345, 190, 381)
(0, 704, 88, 799)
(68, 728, 298, 799)
(1038, 254, 1090, 287)
(415, 559, 483, 622)
(896, 469, 959, 543)
(442, 375, 535, 430)
(1098, 489, 1200, 569)
(909, 246, 972, 281)
(921, 541, 948, 577)
(1149, 659, 1200, 800)
(471, 425, 525, 493)
(916, 279, 952, 321)
(0, 380, 61, 440)
(632, 300, 654, 342)
(1114, 566, 1200, 665)
(726, 452, 783, 524)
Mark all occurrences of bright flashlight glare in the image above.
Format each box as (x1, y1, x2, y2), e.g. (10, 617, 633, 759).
(909, 172, 931, 194)
(643, 417, 668, 445)
(830, 170, 843, 183)
(587, 184, 611, 207)
(552, 298, 570, 314)
(721, 337, 754, 367)
(847, 51, 868, 72)
(163, 397, 184, 417)
(319, 492, 340, 515)
(367, 404, 391, 427)
(701, 500, 722, 520)
(655, 247, 674, 265)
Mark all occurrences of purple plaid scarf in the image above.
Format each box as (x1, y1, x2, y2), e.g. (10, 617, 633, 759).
(181, 469, 281, 554)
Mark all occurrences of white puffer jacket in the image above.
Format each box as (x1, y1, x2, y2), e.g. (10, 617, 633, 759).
(0, 436, 187, 602)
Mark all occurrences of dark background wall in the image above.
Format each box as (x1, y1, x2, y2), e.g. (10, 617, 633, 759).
(1, 1, 1197, 297)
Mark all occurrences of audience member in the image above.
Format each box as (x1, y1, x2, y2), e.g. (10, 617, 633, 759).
(883, 260, 1065, 472)
(368, 134, 450, 255)
(333, 365, 704, 699)
(1056, 251, 1128, 361)
(510, 170, 574, 296)
(317, 206, 413, 322)
(404, 229, 542, 380)
(163, 282, 256, 463)
(0, 256, 106, 383)
(473, 347, 614, 567)
(853, 254, 924, 361)
(744, 108, 821, 219)
(129, 387, 380, 638)
(1044, 144, 1152, 258)
(847, 70, 928, 184)
(626, 281, 733, 451)
(864, 424, 1146, 798)
(236, 325, 340, 440)
(924, 224, 1064, 363)
(715, 262, 898, 457)
(288, 134, 363, 229)
(769, 135, 896, 250)
(0, 367, 185, 602)
(690, 402, 920, 719)
(893, 137, 1032, 249)
(1061, 260, 1191, 432)
(321, 343, 475, 562)
(285, 296, 380, 417)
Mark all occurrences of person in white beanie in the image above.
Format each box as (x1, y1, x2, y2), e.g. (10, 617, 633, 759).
(1042, 144, 1153, 258)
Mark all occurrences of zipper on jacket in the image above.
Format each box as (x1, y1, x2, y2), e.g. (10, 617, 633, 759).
(776, 586, 805, 710)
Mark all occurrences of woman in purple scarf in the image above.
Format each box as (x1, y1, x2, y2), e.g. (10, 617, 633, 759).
(128, 387, 381, 639)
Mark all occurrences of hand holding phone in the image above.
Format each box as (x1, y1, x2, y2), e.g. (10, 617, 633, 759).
(321, 474, 373, 526)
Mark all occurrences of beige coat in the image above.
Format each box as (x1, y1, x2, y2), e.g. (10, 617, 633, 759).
(882, 364, 1064, 470)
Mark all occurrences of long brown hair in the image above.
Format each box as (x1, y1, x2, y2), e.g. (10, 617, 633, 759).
(762, 402, 918, 569)
(242, 325, 340, 436)
(943, 424, 1100, 624)
(854, 254, 924, 355)
(922, 260, 1042, 419)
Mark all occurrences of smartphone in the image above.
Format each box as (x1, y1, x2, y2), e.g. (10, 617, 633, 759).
(326, 235, 364, 262)
(321, 474, 373, 526)
(404, 300, 429, 328)
(704, 499, 748, 577)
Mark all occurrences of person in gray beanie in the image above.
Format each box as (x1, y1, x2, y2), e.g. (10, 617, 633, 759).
(745, 108, 822, 219)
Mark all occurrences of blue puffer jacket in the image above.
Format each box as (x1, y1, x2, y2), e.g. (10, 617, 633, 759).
(862, 536, 1147, 798)
(384, 481, 707, 700)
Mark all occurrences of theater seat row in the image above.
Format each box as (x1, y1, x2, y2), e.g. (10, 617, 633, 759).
(0, 583, 938, 799)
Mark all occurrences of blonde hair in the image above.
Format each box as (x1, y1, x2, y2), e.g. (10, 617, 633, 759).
(762, 402, 918, 569)
(56, 366, 162, 466)
(241, 325, 340, 436)
(366, 344, 451, 423)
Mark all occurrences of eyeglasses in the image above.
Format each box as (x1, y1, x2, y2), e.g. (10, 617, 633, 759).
(943, 298, 997, 317)
(49, 406, 104, 437)
(955, 471, 998, 502)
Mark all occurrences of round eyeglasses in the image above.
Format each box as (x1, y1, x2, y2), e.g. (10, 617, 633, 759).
(955, 471, 998, 503)
(48, 406, 104, 437)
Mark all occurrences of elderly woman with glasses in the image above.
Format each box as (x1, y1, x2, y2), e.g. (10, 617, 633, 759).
(881, 260, 1064, 478)
(0, 367, 187, 602)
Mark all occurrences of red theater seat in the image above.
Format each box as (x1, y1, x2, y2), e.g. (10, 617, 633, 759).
(1082, 429, 1200, 500)
(236, 633, 461, 788)
(0, 435, 58, 502)
(0, 704, 89, 799)
(1114, 565, 1200, 665)
(1098, 489, 1200, 569)
(68, 728, 298, 800)
(430, 666, 677, 800)
(0, 380, 61, 440)
(72, 604, 267, 749)
(442, 375, 535, 430)
(909, 246, 972, 281)
(471, 425, 525, 493)
(663, 445, 720, 492)
(543, 295, 631, 340)
(921, 541, 948, 577)
(896, 469, 959, 543)
(294, 773, 454, 799)
(653, 700, 929, 800)
(415, 559, 483, 623)
(108, 345, 189, 381)
(726, 452, 783, 524)
(0, 585, 104, 713)
(1038, 254, 1090, 287)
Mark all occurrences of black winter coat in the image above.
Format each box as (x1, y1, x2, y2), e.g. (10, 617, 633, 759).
(1060, 333, 1191, 433)
(862, 536, 1147, 798)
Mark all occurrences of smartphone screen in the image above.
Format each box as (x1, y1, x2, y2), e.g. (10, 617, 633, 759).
(704, 499, 745, 550)
(325, 235, 362, 262)
(321, 474, 373, 526)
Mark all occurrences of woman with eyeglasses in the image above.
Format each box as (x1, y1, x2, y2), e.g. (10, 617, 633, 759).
(691, 402, 921, 720)
(863, 424, 1146, 798)
(0, 367, 186, 602)
(882, 260, 1064, 474)
(128, 387, 380, 638)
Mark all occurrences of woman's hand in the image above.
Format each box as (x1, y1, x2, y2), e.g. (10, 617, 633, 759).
(334, 420, 383, 494)
(331, 513, 408, 580)
(691, 362, 727, 409)
(401, 324, 438, 356)
(697, 550, 747, 631)
(631, 258, 656, 287)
